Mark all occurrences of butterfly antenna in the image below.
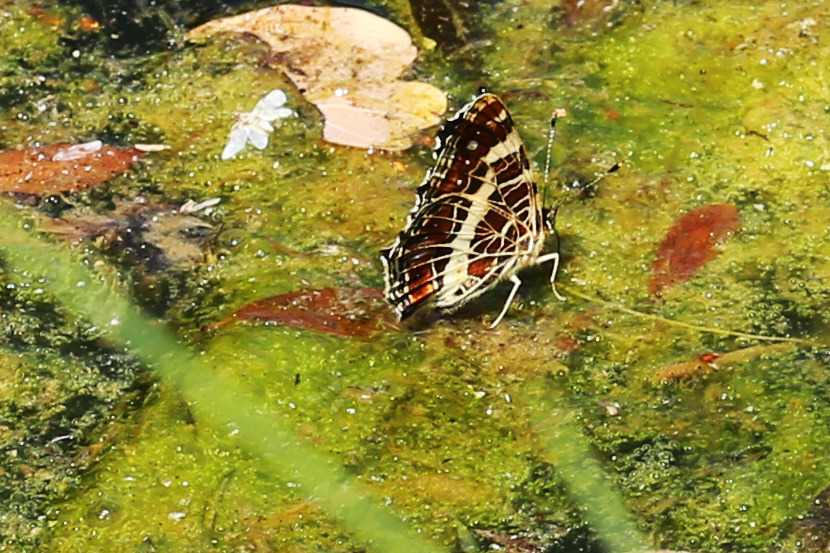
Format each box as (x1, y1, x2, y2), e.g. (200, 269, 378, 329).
(542, 109, 567, 207)
(543, 114, 557, 187)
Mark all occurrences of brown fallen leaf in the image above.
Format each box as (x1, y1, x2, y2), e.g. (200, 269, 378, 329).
(211, 287, 398, 337)
(0, 140, 143, 195)
(649, 204, 740, 296)
(187, 5, 447, 151)
(29, 5, 65, 27)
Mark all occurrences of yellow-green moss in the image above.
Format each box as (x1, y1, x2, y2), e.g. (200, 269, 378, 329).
(2, 0, 830, 551)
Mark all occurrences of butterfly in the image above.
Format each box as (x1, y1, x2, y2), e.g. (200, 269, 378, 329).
(380, 92, 564, 328)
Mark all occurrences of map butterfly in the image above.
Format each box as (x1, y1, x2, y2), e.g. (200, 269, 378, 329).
(380, 92, 563, 327)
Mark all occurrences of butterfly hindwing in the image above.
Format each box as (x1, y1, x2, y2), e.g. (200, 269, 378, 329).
(381, 93, 547, 321)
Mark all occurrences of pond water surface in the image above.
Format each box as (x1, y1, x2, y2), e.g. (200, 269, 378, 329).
(1, 1, 830, 552)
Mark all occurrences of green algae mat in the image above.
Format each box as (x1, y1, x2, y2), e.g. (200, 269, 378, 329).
(1, 1, 830, 552)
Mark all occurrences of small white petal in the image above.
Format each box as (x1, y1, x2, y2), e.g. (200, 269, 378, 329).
(256, 89, 287, 110)
(252, 90, 291, 122)
(273, 108, 294, 119)
(255, 120, 275, 134)
(221, 127, 249, 159)
(134, 143, 170, 152)
(248, 128, 270, 150)
(253, 108, 282, 122)
(220, 89, 291, 159)
(180, 197, 221, 213)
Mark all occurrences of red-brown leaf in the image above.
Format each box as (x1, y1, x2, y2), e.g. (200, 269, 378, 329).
(650, 204, 740, 296)
(212, 287, 398, 337)
(0, 141, 143, 195)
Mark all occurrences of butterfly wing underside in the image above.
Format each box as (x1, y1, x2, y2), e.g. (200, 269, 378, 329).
(381, 93, 545, 320)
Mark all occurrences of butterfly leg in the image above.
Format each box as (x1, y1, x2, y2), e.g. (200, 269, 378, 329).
(536, 252, 565, 301)
(490, 274, 522, 329)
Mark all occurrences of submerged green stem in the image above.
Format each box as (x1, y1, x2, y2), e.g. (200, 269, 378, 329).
(0, 200, 448, 553)
(527, 379, 652, 553)
(561, 285, 821, 347)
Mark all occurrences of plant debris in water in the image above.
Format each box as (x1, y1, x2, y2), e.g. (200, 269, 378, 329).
(187, 4, 448, 150)
(0, 141, 144, 195)
(2, 0, 830, 552)
(212, 287, 397, 337)
(649, 204, 741, 297)
(221, 89, 294, 160)
(38, 196, 216, 272)
(653, 343, 796, 383)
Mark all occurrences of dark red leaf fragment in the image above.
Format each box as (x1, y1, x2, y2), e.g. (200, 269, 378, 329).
(0, 141, 143, 195)
(649, 204, 740, 296)
(212, 287, 398, 337)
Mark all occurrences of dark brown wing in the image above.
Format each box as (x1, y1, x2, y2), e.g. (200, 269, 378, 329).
(380, 93, 544, 319)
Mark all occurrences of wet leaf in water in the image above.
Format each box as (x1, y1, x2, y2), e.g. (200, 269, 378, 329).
(649, 204, 740, 296)
(187, 5, 448, 151)
(212, 287, 398, 337)
(313, 81, 446, 151)
(0, 141, 143, 195)
(28, 5, 65, 27)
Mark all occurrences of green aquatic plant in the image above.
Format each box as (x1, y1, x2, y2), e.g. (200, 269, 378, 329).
(0, 200, 448, 553)
(0, 198, 655, 552)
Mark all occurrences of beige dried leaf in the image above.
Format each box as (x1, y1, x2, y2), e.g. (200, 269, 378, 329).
(188, 4, 447, 151)
(315, 81, 448, 150)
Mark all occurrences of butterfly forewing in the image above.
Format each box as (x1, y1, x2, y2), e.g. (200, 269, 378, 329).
(381, 93, 546, 320)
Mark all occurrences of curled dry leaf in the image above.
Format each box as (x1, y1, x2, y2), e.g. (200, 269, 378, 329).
(187, 4, 448, 151)
(649, 204, 740, 296)
(0, 140, 143, 195)
(211, 287, 398, 337)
